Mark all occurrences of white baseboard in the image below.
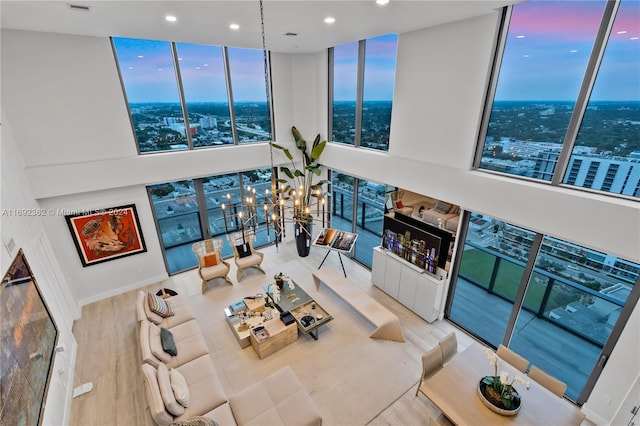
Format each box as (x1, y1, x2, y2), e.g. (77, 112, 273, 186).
(580, 406, 609, 426)
(77, 273, 169, 307)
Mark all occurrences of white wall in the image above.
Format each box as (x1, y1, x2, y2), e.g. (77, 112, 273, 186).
(1, 117, 78, 425)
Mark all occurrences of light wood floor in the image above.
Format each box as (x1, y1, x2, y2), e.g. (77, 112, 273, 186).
(67, 241, 481, 425)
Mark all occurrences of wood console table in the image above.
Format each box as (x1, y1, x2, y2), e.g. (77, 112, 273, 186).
(420, 343, 585, 425)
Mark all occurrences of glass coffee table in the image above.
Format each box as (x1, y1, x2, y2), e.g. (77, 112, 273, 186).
(264, 279, 333, 340)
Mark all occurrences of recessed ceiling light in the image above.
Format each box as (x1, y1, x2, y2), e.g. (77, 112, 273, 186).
(570, 49, 578, 53)
(516, 35, 525, 39)
(324, 17, 335, 24)
(165, 15, 177, 22)
(137, 55, 144, 59)
(230, 23, 240, 30)
(617, 30, 627, 34)
(631, 37, 639, 40)
(376, 0, 390, 5)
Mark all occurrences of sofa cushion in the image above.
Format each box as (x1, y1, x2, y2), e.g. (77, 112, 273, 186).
(433, 200, 452, 214)
(174, 355, 228, 421)
(170, 368, 191, 407)
(149, 292, 175, 318)
(202, 403, 236, 426)
(170, 417, 218, 426)
(161, 327, 178, 356)
(150, 322, 172, 363)
(141, 363, 174, 426)
(158, 363, 185, 416)
(229, 366, 321, 426)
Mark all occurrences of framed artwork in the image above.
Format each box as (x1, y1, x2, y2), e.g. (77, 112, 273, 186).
(65, 204, 147, 267)
(1, 249, 59, 425)
(313, 228, 358, 253)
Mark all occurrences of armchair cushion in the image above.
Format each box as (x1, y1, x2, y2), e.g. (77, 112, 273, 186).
(236, 243, 252, 258)
(200, 263, 229, 281)
(236, 253, 262, 268)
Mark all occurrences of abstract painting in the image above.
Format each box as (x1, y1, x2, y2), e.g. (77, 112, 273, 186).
(1, 249, 58, 425)
(65, 204, 147, 267)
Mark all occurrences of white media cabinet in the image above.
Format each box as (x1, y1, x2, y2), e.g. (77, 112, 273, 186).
(371, 246, 446, 323)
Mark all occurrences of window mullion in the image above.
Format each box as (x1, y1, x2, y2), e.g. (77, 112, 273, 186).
(328, 47, 335, 142)
(551, 0, 621, 185)
(223, 46, 240, 146)
(354, 40, 365, 148)
(171, 42, 193, 149)
(501, 233, 544, 347)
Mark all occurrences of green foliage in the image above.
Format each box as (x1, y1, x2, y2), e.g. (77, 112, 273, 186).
(270, 127, 329, 218)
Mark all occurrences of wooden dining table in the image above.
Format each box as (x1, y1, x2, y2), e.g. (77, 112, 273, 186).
(420, 343, 586, 425)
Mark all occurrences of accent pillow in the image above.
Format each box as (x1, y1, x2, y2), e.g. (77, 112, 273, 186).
(236, 243, 252, 258)
(170, 417, 218, 426)
(394, 200, 404, 209)
(148, 292, 175, 318)
(160, 327, 178, 356)
(157, 363, 185, 416)
(149, 323, 171, 363)
(203, 252, 219, 267)
(434, 201, 452, 215)
(170, 368, 190, 407)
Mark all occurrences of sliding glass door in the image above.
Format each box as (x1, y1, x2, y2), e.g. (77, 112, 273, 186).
(330, 171, 386, 268)
(149, 180, 204, 273)
(149, 168, 274, 274)
(448, 212, 639, 403)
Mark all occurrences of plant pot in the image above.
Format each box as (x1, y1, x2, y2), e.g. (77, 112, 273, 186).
(294, 218, 312, 257)
(477, 378, 521, 416)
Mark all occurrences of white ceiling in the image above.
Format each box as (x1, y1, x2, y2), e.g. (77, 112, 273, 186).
(0, 0, 518, 53)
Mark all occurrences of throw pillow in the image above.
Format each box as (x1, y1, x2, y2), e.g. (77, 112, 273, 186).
(236, 243, 252, 259)
(170, 368, 190, 407)
(203, 252, 219, 267)
(394, 200, 404, 209)
(160, 327, 178, 356)
(147, 292, 175, 318)
(149, 323, 171, 363)
(170, 417, 218, 426)
(157, 363, 185, 416)
(434, 201, 452, 215)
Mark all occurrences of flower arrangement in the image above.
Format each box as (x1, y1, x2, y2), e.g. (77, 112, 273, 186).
(482, 347, 530, 410)
(274, 272, 285, 282)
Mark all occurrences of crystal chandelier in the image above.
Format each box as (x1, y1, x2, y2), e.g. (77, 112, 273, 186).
(218, 1, 329, 251)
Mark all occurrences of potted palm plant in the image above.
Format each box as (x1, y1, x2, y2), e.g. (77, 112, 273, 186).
(270, 126, 329, 256)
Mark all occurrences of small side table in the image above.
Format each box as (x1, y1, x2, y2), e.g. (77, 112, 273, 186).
(249, 318, 298, 359)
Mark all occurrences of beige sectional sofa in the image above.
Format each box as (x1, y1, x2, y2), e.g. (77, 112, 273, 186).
(136, 291, 322, 426)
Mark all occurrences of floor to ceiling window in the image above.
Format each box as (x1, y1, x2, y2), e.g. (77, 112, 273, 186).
(475, 0, 639, 199)
(448, 212, 639, 403)
(330, 171, 386, 268)
(148, 169, 274, 274)
(112, 38, 272, 153)
(329, 34, 398, 151)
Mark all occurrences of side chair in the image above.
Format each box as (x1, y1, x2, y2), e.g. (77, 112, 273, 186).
(416, 345, 444, 396)
(227, 231, 265, 281)
(191, 238, 232, 294)
(528, 365, 567, 397)
(497, 344, 529, 373)
(438, 332, 458, 365)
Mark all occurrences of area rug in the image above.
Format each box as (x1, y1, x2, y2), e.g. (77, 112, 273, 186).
(188, 260, 420, 425)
